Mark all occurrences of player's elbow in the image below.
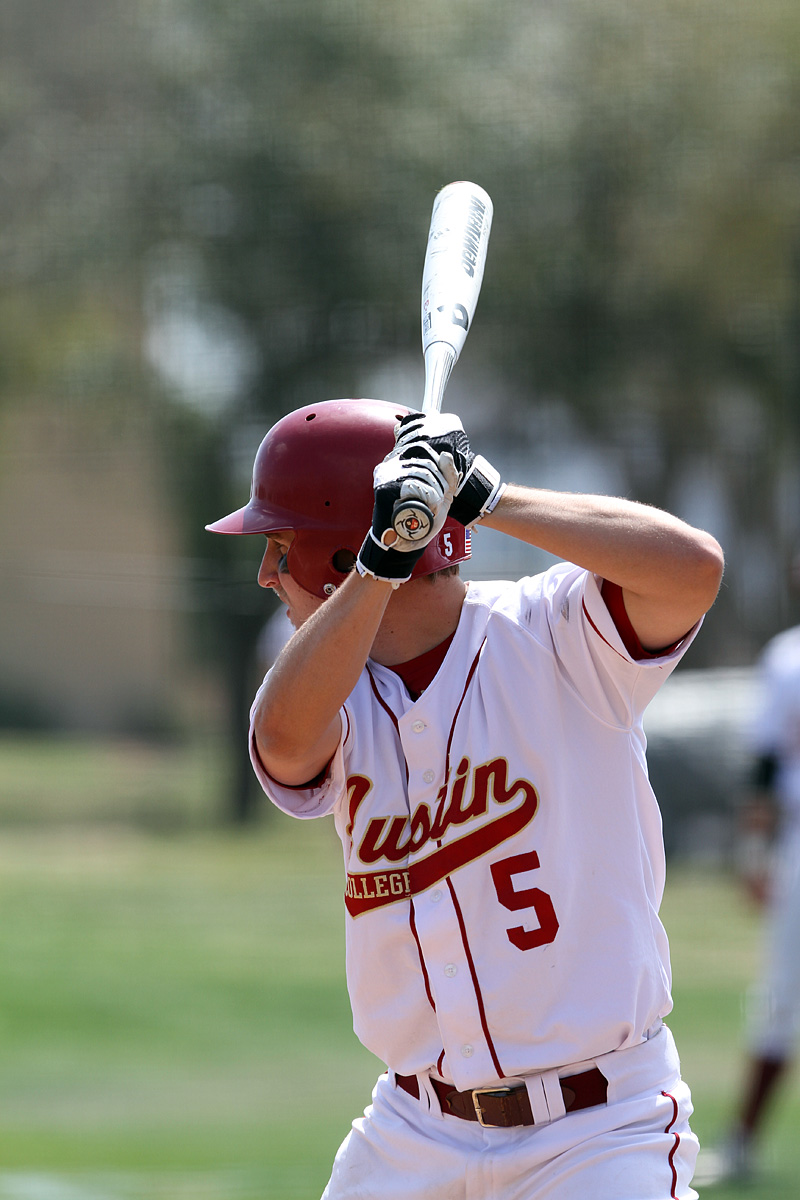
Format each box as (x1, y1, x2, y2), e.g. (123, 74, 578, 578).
(685, 530, 725, 612)
(252, 711, 304, 777)
(252, 701, 341, 788)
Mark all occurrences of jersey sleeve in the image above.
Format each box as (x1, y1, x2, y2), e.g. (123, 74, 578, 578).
(524, 564, 702, 727)
(247, 675, 351, 819)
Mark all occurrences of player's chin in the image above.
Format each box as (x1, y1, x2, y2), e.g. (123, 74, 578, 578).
(287, 596, 325, 630)
(281, 596, 304, 628)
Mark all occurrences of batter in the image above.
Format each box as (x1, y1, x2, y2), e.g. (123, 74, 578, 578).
(207, 398, 724, 1199)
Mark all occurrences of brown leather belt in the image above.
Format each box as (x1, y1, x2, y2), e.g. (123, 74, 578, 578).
(395, 1067, 608, 1128)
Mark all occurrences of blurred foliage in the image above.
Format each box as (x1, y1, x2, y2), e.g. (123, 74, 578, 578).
(2, 0, 800, 720)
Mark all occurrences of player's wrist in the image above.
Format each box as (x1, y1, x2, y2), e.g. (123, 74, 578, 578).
(450, 457, 506, 527)
(356, 529, 425, 588)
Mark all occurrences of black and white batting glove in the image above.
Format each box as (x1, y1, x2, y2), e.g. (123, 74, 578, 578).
(393, 410, 505, 528)
(356, 451, 459, 587)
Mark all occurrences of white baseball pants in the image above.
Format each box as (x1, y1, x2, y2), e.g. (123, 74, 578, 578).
(321, 1025, 699, 1200)
(749, 824, 800, 1058)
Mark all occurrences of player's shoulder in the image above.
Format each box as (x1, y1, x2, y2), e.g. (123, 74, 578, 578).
(465, 561, 587, 627)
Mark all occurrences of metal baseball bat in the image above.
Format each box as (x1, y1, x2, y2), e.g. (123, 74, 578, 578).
(391, 181, 493, 542)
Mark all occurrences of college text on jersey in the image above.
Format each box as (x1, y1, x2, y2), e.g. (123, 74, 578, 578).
(344, 755, 540, 917)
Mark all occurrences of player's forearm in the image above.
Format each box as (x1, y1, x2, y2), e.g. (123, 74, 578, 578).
(253, 570, 393, 785)
(483, 484, 716, 584)
(483, 484, 724, 647)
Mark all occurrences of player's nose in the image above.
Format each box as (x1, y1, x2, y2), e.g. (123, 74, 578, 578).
(257, 541, 282, 589)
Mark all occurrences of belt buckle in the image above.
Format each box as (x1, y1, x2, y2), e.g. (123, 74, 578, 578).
(471, 1085, 514, 1128)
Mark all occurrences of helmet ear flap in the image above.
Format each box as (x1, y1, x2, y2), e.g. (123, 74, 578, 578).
(321, 548, 358, 596)
(286, 530, 362, 598)
(332, 548, 357, 575)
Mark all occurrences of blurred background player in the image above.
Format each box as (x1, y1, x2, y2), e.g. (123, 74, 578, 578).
(701, 558, 800, 1185)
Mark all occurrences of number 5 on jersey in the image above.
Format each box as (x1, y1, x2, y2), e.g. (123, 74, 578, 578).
(490, 851, 559, 951)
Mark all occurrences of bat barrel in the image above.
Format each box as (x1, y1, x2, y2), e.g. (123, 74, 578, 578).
(421, 182, 493, 367)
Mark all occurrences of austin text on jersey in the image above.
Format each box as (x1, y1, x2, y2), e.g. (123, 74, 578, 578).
(344, 755, 540, 916)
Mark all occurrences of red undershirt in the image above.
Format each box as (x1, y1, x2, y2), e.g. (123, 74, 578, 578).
(389, 633, 456, 701)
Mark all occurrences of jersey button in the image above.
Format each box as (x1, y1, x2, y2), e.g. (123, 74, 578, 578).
(431, 890, 442, 903)
(444, 963, 458, 977)
(422, 769, 435, 784)
(411, 720, 426, 733)
(461, 1044, 474, 1058)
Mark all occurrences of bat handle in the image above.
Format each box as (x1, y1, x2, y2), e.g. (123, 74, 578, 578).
(390, 342, 457, 541)
(390, 498, 435, 543)
(421, 342, 456, 414)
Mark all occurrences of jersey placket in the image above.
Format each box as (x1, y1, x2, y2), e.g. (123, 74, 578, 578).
(395, 649, 505, 1088)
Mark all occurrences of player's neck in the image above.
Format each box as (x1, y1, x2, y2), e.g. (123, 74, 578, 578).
(370, 575, 467, 667)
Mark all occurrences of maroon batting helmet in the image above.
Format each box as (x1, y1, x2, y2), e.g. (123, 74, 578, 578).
(205, 398, 470, 598)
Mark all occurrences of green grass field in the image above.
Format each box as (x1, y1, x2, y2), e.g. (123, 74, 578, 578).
(0, 733, 798, 1199)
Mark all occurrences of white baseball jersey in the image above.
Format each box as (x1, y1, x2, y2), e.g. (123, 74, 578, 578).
(751, 624, 800, 823)
(251, 563, 699, 1090)
(747, 625, 800, 1058)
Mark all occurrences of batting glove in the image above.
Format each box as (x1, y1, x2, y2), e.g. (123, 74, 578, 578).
(394, 410, 505, 528)
(356, 450, 459, 587)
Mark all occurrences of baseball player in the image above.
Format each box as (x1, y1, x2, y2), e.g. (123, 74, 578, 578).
(207, 398, 724, 1199)
(700, 609, 800, 1184)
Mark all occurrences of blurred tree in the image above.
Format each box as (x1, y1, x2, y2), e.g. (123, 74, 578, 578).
(132, 0, 800, 657)
(3, 0, 800, 815)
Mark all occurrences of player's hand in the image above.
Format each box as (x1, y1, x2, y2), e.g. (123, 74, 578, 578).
(394, 410, 505, 528)
(356, 450, 459, 587)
